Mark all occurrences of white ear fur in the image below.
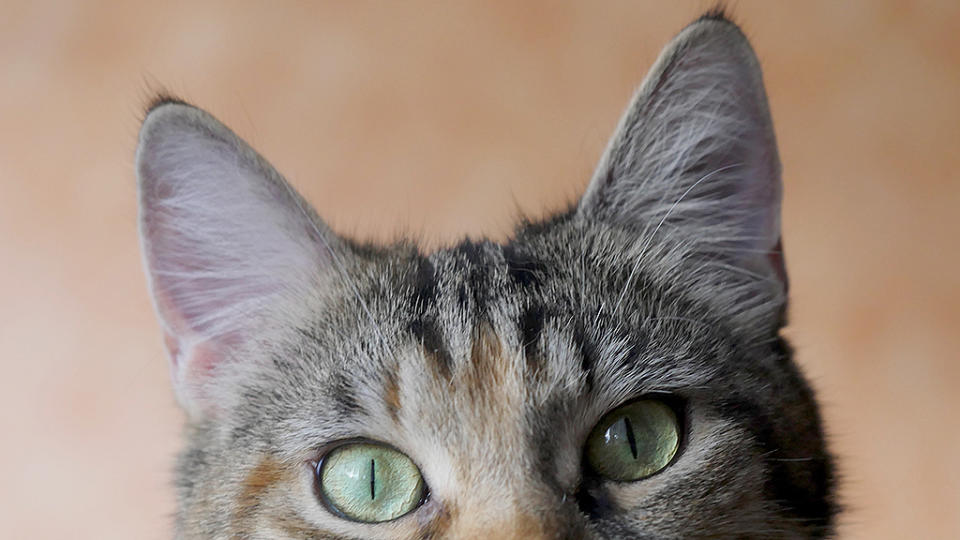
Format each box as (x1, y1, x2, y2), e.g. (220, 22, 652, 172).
(579, 16, 784, 286)
(136, 102, 334, 417)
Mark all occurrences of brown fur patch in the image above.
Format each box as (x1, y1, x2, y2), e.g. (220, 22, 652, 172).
(451, 509, 552, 539)
(239, 457, 284, 510)
(236, 458, 325, 537)
(383, 369, 402, 423)
(465, 320, 509, 398)
(501, 510, 551, 539)
(273, 519, 325, 539)
(233, 457, 287, 534)
(512, 511, 552, 539)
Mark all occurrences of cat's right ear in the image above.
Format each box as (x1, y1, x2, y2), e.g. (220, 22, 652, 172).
(577, 14, 787, 327)
(136, 101, 339, 419)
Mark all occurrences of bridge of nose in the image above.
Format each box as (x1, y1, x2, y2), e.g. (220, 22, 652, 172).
(408, 321, 589, 537)
(434, 495, 582, 540)
(423, 325, 557, 537)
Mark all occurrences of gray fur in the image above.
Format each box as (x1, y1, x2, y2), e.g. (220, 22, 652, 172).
(137, 12, 835, 539)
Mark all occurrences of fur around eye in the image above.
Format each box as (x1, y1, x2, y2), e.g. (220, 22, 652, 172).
(586, 399, 681, 482)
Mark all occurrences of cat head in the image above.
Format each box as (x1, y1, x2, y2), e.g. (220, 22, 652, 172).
(137, 12, 834, 539)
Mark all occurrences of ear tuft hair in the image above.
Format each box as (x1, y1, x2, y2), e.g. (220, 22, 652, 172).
(143, 92, 193, 119)
(697, 4, 735, 25)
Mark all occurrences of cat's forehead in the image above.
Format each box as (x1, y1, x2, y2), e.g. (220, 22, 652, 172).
(258, 227, 744, 453)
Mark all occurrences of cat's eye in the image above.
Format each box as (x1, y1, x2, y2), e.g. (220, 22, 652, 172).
(585, 399, 680, 482)
(316, 442, 425, 523)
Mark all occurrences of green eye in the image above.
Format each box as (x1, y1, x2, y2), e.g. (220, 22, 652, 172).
(317, 442, 425, 523)
(585, 399, 681, 481)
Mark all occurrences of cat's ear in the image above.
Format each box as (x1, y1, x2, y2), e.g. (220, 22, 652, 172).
(136, 101, 338, 418)
(578, 14, 786, 291)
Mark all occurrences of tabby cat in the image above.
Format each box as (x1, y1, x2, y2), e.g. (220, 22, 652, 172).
(136, 11, 835, 539)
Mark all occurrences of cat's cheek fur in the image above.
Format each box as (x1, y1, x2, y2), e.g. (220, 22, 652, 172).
(178, 449, 435, 539)
(596, 413, 778, 536)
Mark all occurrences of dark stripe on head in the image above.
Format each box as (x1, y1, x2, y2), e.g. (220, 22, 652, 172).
(456, 284, 470, 312)
(519, 304, 546, 374)
(513, 205, 576, 237)
(409, 254, 438, 313)
(452, 240, 495, 319)
(453, 240, 486, 266)
(330, 371, 363, 417)
(410, 318, 454, 380)
(502, 244, 545, 290)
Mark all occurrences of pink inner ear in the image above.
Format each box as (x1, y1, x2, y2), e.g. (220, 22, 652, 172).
(162, 332, 229, 418)
(147, 237, 290, 416)
(163, 332, 222, 378)
(137, 103, 339, 418)
(155, 285, 233, 414)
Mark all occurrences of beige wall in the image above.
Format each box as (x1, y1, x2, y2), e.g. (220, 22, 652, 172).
(1, 1, 957, 538)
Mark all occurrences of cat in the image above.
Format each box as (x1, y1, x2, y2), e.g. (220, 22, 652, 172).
(136, 10, 835, 539)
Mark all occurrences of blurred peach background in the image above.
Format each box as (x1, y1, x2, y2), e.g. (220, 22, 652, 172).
(1, 1, 958, 538)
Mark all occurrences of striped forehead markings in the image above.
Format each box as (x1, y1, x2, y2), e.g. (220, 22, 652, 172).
(519, 304, 546, 375)
(409, 317, 454, 380)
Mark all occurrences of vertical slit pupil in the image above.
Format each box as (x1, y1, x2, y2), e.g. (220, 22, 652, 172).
(623, 416, 638, 460)
(370, 459, 376, 500)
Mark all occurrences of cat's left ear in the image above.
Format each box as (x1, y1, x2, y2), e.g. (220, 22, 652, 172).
(136, 101, 344, 418)
(578, 14, 787, 293)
